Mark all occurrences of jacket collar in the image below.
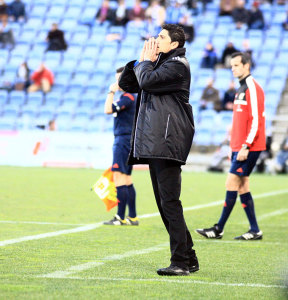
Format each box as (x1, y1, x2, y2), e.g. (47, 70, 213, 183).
(155, 48, 186, 66)
(239, 74, 251, 86)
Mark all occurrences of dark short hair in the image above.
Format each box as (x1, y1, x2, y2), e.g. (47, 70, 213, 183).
(231, 52, 251, 66)
(161, 24, 185, 48)
(116, 66, 124, 73)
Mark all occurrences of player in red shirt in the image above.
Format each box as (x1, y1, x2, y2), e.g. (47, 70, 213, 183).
(196, 52, 266, 240)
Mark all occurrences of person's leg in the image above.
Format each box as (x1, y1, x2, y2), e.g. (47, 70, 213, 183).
(27, 84, 40, 93)
(126, 175, 137, 219)
(148, 161, 169, 232)
(41, 78, 51, 93)
(238, 177, 260, 232)
(217, 173, 241, 230)
(113, 171, 128, 220)
(149, 159, 191, 270)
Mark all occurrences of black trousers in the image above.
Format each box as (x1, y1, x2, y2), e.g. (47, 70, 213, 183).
(148, 158, 194, 270)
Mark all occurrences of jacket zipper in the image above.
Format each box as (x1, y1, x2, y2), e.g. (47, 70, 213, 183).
(165, 114, 170, 139)
(134, 90, 143, 159)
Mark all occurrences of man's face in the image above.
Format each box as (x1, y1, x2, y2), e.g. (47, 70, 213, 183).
(230, 56, 249, 80)
(156, 29, 176, 54)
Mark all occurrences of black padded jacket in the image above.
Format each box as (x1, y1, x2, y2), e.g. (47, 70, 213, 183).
(119, 47, 195, 165)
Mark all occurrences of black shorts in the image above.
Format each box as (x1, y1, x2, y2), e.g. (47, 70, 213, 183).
(230, 151, 261, 176)
(111, 135, 132, 175)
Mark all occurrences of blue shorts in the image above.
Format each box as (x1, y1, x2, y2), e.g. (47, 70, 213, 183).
(230, 151, 261, 176)
(112, 135, 132, 175)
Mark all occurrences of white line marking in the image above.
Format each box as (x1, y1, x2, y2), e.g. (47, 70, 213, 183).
(40, 276, 286, 289)
(257, 209, 288, 221)
(38, 243, 168, 278)
(0, 221, 87, 226)
(0, 223, 103, 247)
(1, 189, 288, 247)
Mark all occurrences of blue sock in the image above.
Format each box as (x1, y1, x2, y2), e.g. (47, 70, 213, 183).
(217, 191, 238, 231)
(127, 184, 136, 218)
(240, 192, 260, 232)
(116, 185, 128, 220)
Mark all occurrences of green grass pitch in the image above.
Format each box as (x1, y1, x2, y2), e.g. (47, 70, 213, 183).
(0, 166, 287, 299)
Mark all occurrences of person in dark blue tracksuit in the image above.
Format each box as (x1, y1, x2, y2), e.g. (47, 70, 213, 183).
(103, 66, 138, 226)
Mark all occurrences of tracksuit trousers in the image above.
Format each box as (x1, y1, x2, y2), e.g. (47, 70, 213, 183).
(148, 158, 194, 270)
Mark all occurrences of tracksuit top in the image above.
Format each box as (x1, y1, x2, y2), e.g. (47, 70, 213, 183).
(230, 74, 266, 152)
(112, 92, 136, 136)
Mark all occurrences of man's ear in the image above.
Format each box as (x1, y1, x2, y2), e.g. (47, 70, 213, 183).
(171, 41, 179, 50)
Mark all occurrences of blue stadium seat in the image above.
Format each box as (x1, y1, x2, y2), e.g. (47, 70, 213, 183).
(46, 5, 66, 19)
(0, 117, 16, 130)
(29, 4, 48, 19)
(60, 19, 78, 33)
(77, 58, 96, 73)
(18, 29, 38, 44)
(193, 128, 213, 146)
(45, 91, 62, 106)
(0, 90, 8, 105)
(64, 6, 83, 20)
(2, 104, 20, 118)
(9, 91, 26, 106)
(27, 92, 44, 106)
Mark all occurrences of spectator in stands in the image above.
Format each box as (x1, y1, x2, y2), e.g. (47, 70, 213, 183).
(200, 42, 218, 69)
(221, 41, 238, 68)
(48, 119, 56, 131)
(207, 126, 231, 172)
(14, 61, 30, 91)
(145, 0, 166, 28)
(232, 0, 249, 29)
(221, 80, 236, 111)
(200, 78, 221, 112)
(275, 130, 288, 174)
(114, 0, 129, 26)
(141, 15, 159, 40)
(219, 0, 236, 16)
(46, 23, 67, 51)
(247, 1, 264, 30)
(166, 0, 195, 42)
(0, 18, 14, 49)
(8, 0, 25, 23)
(256, 134, 272, 173)
(242, 39, 255, 69)
(128, 0, 145, 24)
(95, 0, 115, 26)
(0, 0, 8, 22)
(282, 11, 288, 31)
(28, 63, 54, 94)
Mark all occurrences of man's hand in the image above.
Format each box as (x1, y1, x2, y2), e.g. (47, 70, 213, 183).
(236, 148, 249, 161)
(143, 37, 158, 62)
(109, 82, 119, 93)
(139, 40, 147, 62)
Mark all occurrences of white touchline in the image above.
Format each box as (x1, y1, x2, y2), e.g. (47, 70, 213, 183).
(257, 208, 288, 221)
(1, 189, 288, 247)
(0, 221, 88, 226)
(0, 223, 103, 247)
(38, 275, 287, 289)
(239, 208, 288, 224)
(38, 243, 169, 278)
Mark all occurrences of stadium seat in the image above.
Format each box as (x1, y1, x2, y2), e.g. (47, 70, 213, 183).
(9, 91, 26, 106)
(0, 90, 8, 105)
(26, 92, 44, 106)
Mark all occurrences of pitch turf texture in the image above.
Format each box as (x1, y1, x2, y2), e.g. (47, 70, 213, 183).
(0, 166, 287, 300)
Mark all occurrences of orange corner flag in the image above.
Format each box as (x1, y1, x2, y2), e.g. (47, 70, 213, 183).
(91, 167, 119, 211)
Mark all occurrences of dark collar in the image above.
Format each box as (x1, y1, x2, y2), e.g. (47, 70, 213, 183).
(156, 48, 186, 65)
(239, 74, 251, 86)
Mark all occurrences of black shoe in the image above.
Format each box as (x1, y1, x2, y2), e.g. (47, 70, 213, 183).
(189, 255, 199, 273)
(195, 224, 224, 239)
(157, 265, 189, 276)
(234, 230, 263, 240)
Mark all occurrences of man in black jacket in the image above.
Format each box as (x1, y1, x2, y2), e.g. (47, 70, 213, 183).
(119, 24, 199, 276)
